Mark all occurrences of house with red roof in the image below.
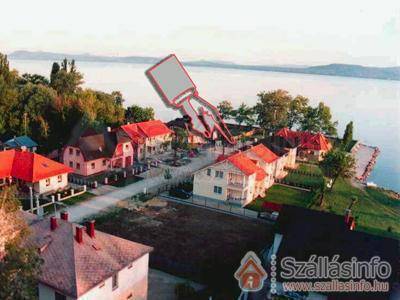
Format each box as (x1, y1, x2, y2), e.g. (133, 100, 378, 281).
(193, 150, 273, 206)
(275, 128, 332, 161)
(23, 212, 152, 300)
(244, 144, 286, 183)
(62, 128, 134, 177)
(120, 120, 173, 161)
(0, 149, 72, 194)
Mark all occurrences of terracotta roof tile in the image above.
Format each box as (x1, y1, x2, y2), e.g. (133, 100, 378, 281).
(23, 217, 152, 298)
(226, 152, 266, 181)
(249, 144, 279, 163)
(0, 150, 72, 182)
(121, 120, 173, 140)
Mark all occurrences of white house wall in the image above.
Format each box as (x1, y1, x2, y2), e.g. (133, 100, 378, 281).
(34, 173, 69, 194)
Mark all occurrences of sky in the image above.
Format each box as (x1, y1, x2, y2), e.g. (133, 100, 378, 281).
(1, 0, 399, 66)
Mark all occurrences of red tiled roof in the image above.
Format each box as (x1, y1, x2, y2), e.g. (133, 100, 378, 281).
(249, 144, 279, 163)
(301, 132, 332, 151)
(226, 152, 266, 181)
(0, 150, 72, 182)
(121, 120, 173, 142)
(23, 217, 152, 298)
(276, 128, 331, 151)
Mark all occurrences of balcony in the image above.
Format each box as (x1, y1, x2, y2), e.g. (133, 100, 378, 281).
(228, 180, 246, 189)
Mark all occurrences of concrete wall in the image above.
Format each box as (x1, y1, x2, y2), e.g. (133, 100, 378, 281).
(34, 173, 69, 194)
(38, 254, 149, 300)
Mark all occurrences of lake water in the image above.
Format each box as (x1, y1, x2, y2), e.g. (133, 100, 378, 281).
(9, 59, 400, 192)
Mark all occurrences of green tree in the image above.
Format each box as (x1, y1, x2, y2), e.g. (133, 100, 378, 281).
(300, 102, 338, 135)
(342, 121, 354, 149)
(0, 54, 19, 135)
(0, 187, 43, 300)
(171, 127, 188, 165)
(217, 100, 234, 120)
(319, 149, 355, 191)
(18, 73, 49, 86)
(287, 95, 309, 129)
(50, 62, 60, 85)
(50, 59, 83, 95)
(125, 105, 155, 123)
(255, 89, 291, 135)
(233, 103, 255, 127)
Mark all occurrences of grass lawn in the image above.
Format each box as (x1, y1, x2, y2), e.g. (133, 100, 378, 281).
(61, 192, 96, 206)
(296, 163, 323, 175)
(246, 185, 315, 211)
(248, 161, 400, 239)
(313, 178, 400, 239)
(284, 172, 324, 189)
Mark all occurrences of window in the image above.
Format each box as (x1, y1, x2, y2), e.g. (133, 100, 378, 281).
(76, 163, 80, 170)
(206, 169, 211, 176)
(125, 144, 129, 149)
(214, 186, 222, 194)
(102, 160, 107, 166)
(69, 148, 73, 155)
(215, 171, 224, 178)
(45, 178, 50, 186)
(76, 149, 80, 156)
(57, 175, 62, 183)
(112, 273, 119, 290)
(91, 162, 95, 169)
(0, 178, 4, 185)
(55, 291, 66, 300)
(69, 161, 73, 168)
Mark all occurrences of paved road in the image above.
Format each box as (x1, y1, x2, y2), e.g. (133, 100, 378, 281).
(148, 269, 203, 300)
(64, 148, 227, 222)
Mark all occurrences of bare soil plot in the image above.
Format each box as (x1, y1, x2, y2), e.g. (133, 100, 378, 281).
(95, 199, 273, 297)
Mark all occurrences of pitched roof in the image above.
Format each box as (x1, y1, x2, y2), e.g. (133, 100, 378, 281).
(68, 131, 131, 161)
(248, 144, 279, 163)
(301, 132, 332, 151)
(226, 152, 266, 181)
(0, 150, 72, 182)
(5, 135, 38, 149)
(24, 217, 152, 298)
(121, 120, 173, 141)
(275, 128, 331, 151)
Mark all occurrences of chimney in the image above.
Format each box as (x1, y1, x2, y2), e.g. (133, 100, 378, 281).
(60, 211, 69, 221)
(50, 216, 58, 231)
(107, 126, 111, 132)
(75, 226, 83, 243)
(86, 220, 95, 238)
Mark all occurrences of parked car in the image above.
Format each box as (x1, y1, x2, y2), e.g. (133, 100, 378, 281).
(169, 188, 192, 199)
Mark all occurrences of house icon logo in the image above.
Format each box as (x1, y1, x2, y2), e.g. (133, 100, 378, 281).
(234, 251, 268, 292)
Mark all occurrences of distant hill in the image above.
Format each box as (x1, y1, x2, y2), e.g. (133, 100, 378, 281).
(8, 50, 400, 81)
